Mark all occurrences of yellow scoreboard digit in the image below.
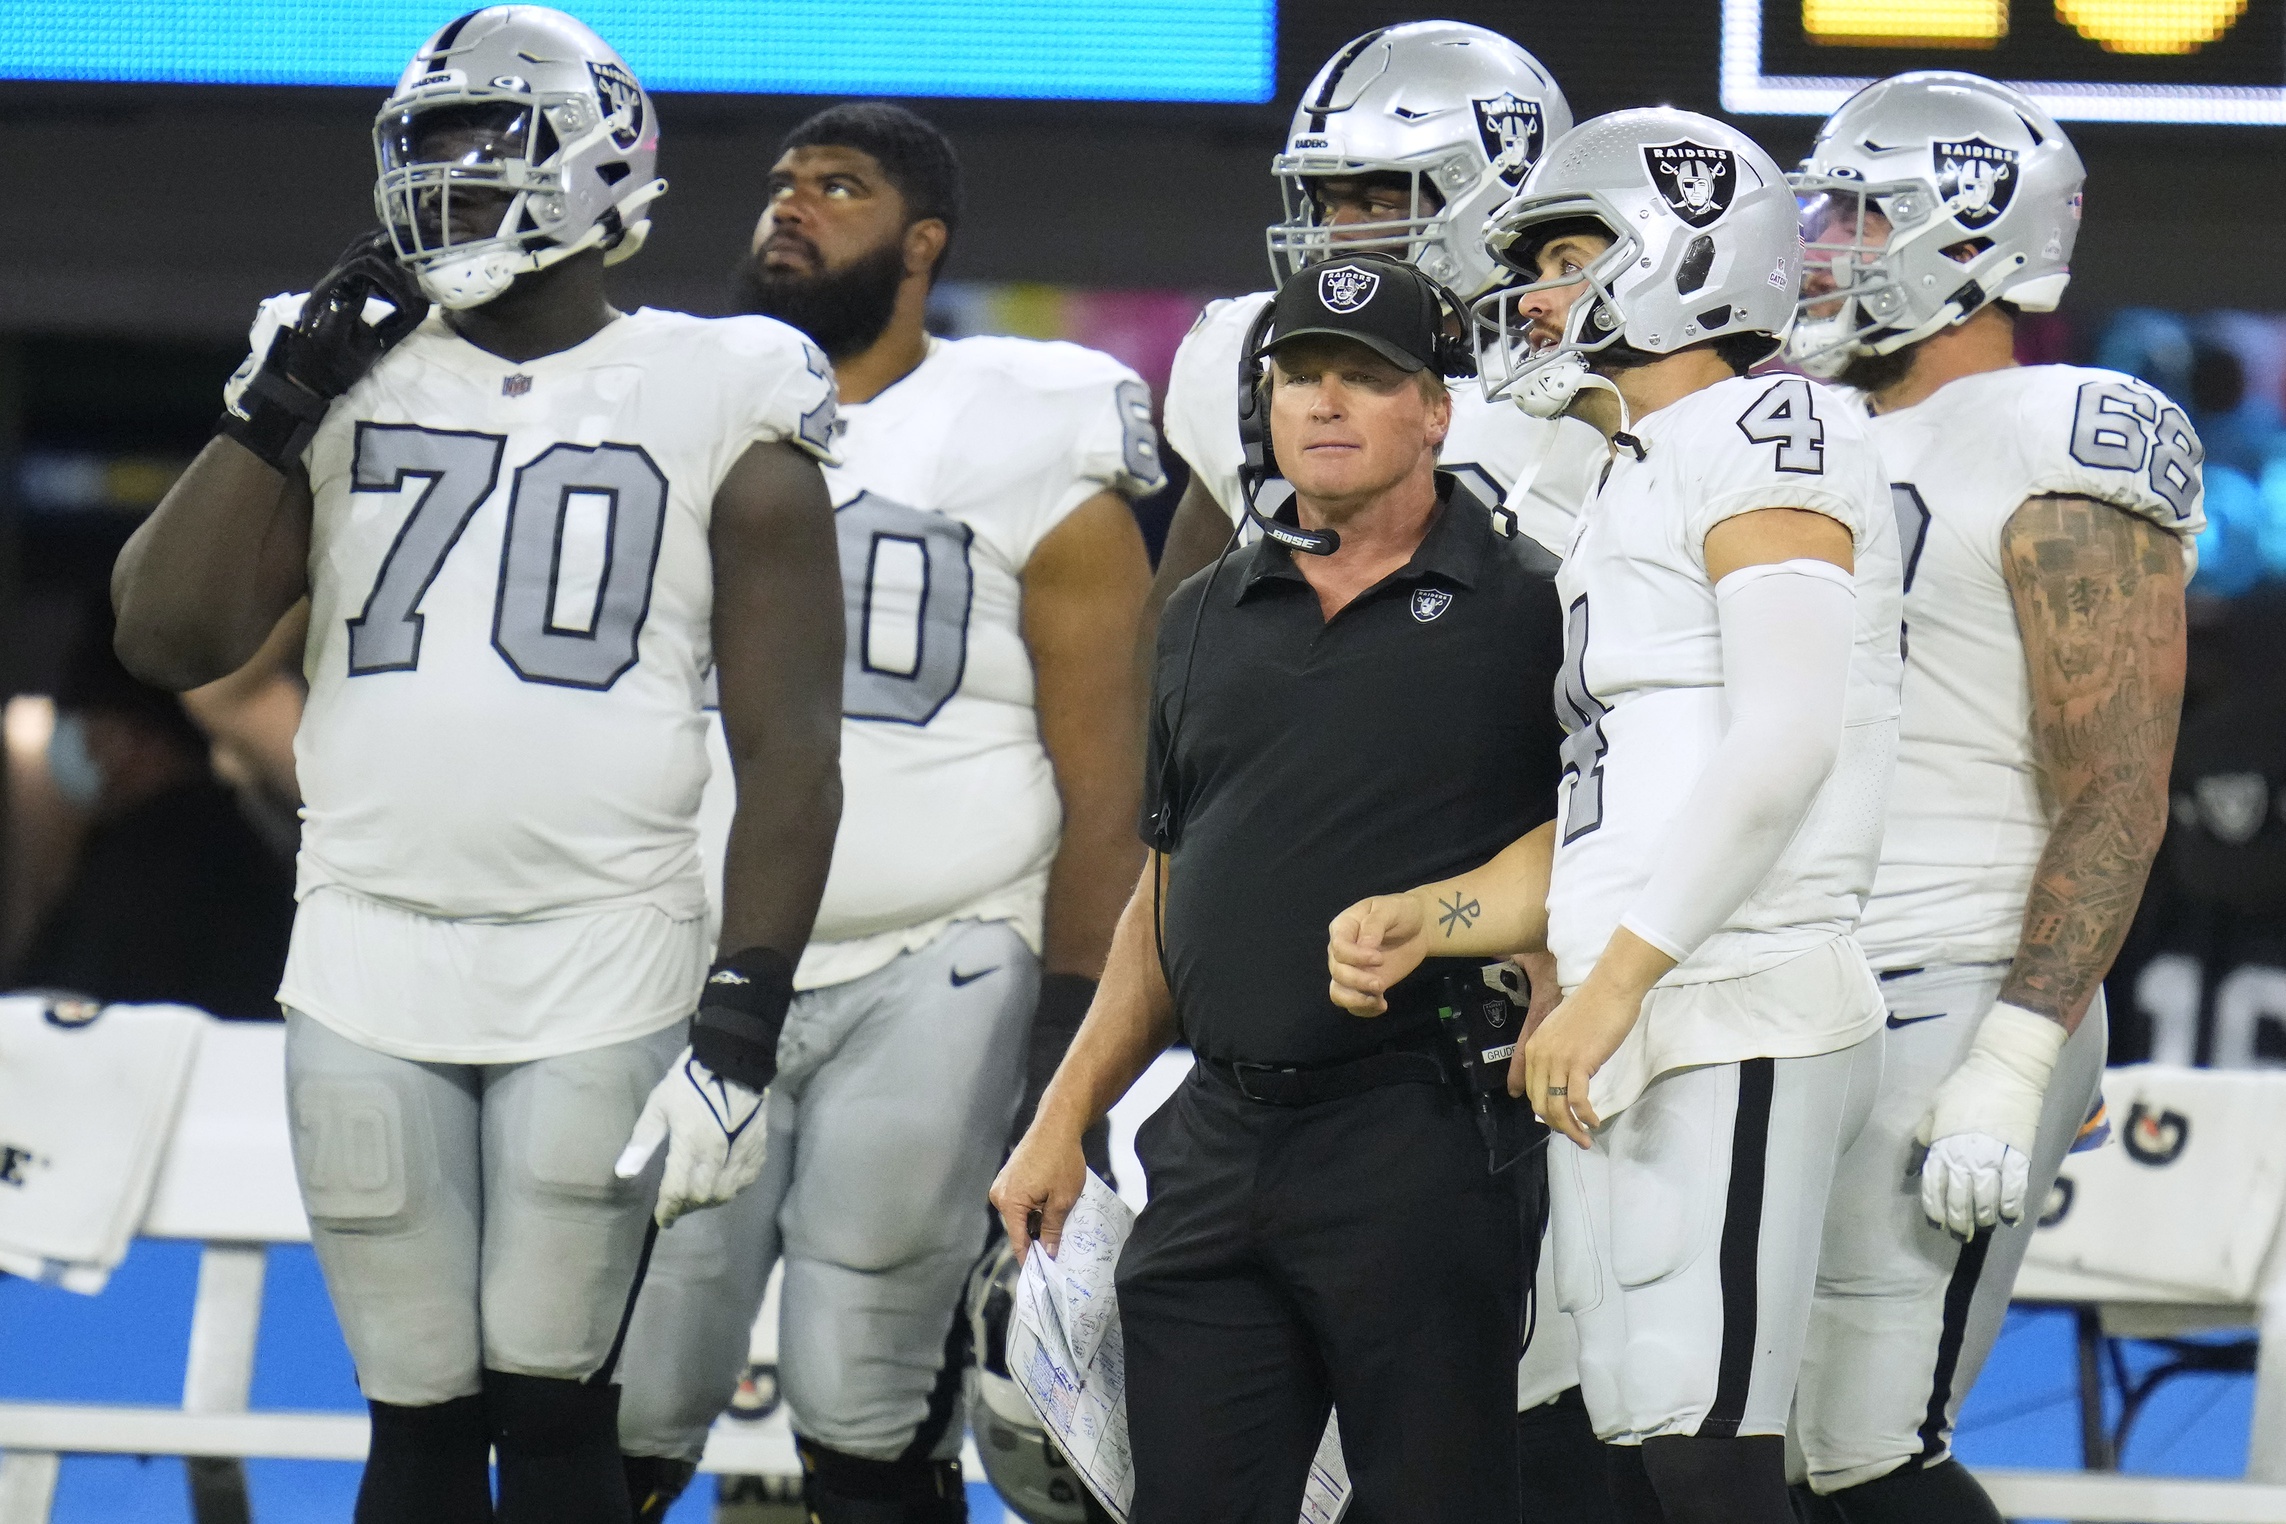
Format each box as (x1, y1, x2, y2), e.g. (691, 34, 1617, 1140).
(1724, 0, 2284, 121)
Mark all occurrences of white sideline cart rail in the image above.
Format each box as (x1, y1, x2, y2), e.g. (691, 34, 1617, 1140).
(0, 1018, 982, 1524)
(3, 1031, 2283, 1522)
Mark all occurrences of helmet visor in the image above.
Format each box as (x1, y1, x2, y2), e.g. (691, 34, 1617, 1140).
(377, 102, 539, 174)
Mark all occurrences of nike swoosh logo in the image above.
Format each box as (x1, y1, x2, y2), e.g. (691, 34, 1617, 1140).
(950, 967, 1000, 988)
(1885, 1011, 1948, 1029)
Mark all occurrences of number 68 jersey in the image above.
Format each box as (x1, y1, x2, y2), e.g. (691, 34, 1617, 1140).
(1545, 374, 1903, 1012)
(228, 299, 833, 1059)
(1853, 365, 2205, 972)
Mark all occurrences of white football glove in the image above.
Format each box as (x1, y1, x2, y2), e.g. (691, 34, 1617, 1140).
(1915, 1002, 2067, 1241)
(615, 1046, 770, 1228)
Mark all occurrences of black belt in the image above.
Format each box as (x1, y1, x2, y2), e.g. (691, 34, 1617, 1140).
(1202, 1040, 1453, 1108)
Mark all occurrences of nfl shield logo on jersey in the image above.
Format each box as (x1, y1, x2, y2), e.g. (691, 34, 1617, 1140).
(1410, 587, 1453, 624)
(1473, 93, 1545, 185)
(502, 373, 533, 398)
(1319, 263, 1381, 314)
(589, 60, 645, 150)
(1932, 137, 2019, 230)
(1643, 141, 1737, 229)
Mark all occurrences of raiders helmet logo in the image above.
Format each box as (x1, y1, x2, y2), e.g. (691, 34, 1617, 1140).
(1932, 137, 2018, 230)
(589, 60, 645, 152)
(1318, 263, 1381, 313)
(1643, 141, 1738, 229)
(1410, 587, 1453, 623)
(1473, 93, 1545, 186)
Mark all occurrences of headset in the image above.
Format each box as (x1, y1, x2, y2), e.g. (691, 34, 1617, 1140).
(1234, 253, 1479, 558)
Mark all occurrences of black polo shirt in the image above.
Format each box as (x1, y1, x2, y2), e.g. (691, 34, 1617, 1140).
(1143, 477, 1566, 1068)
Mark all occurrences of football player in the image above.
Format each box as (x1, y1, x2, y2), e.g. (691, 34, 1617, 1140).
(1152, 25, 1611, 1514)
(110, 12, 844, 1523)
(1326, 110, 1903, 1524)
(1785, 73, 2201, 1524)
(613, 104, 1161, 1523)
(1157, 20, 1601, 583)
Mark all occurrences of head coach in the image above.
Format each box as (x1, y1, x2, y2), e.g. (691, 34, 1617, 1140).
(991, 252, 1566, 1522)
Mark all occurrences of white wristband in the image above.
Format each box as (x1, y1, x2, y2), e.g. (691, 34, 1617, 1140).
(1919, 1001, 2068, 1156)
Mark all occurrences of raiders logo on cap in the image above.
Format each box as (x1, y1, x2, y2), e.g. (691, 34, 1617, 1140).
(1410, 587, 1453, 623)
(1318, 263, 1382, 313)
(589, 59, 645, 151)
(1643, 141, 1737, 229)
(1932, 137, 2018, 230)
(1473, 93, 1545, 187)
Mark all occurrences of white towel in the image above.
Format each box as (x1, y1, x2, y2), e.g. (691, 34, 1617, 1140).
(0, 996, 205, 1292)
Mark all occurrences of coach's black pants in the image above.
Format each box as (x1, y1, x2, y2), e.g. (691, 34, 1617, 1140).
(1116, 1064, 1522, 1524)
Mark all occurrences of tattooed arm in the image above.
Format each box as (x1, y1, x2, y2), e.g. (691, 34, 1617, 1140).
(1326, 822, 1557, 1015)
(1997, 493, 2187, 1032)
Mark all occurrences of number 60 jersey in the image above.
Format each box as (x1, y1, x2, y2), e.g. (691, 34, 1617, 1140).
(228, 299, 834, 1061)
(754, 335, 1164, 992)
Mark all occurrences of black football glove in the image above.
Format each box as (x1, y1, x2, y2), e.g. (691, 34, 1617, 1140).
(219, 231, 429, 471)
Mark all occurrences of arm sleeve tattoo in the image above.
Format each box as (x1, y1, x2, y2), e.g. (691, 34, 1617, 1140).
(1997, 494, 2186, 1028)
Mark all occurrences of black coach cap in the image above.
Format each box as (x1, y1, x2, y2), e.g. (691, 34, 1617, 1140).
(1255, 252, 1471, 377)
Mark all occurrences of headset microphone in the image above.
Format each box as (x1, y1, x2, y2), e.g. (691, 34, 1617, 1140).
(1235, 300, 1340, 557)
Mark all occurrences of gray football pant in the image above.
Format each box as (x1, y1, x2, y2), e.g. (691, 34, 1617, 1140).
(617, 920, 1036, 1463)
(1551, 1038, 1882, 1444)
(283, 1009, 682, 1405)
(1793, 966, 2106, 1492)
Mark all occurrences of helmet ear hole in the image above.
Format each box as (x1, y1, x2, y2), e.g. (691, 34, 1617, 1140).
(596, 161, 630, 186)
(1675, 235, 1715, 296)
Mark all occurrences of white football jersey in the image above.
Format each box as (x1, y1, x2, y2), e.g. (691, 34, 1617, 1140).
(1162, 291, 1605, 558)
(1547, 374, 1903, 1075)
(234, 300, 834, 1061)
(714, 335, 1163, 991)
(1854, 366, 2206, 971)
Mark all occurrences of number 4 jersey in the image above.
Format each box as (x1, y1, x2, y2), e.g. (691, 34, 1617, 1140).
(230, 299, 836, 1061)
(1547, 374, 1902, 1068)
(1853, 365, 2206, 972)
(769, 335, 1164, 991)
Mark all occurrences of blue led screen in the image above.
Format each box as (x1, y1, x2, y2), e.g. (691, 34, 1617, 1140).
(0, 0, 1277, 102)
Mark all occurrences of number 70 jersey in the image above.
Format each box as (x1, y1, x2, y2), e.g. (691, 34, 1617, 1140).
(234, 301, 836, 923)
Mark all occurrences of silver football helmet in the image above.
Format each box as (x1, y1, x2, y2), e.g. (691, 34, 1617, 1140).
(1788, 72, 2083, 376)
(1266, 21, 1572, 300)
(1473, 109, 1800, 418)
(373, 6, 668, 310)
(967, 1243, 1094, 1523)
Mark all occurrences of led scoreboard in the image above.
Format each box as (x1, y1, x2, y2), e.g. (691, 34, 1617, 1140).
(0, 0, 1276, 104)
(1722, 0, 2286, 122)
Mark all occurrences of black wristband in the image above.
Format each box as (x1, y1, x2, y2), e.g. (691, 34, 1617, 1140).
(1033, 973, 1097, 1039)
(689, 945, 797, 1094)
(216, 365, 331, 474)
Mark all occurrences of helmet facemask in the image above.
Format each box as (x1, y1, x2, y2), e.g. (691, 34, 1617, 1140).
(375, 84, 657, 310)
(1266, 155, 1467, 289)
(1471, 198, 1640, 418)
(1788, 173, 2019, 377)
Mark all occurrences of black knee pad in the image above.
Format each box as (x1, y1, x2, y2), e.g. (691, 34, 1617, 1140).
(1639, 1434, 1789, 1524)
(1826, 1459, 2003, 1524)
(623, 1454, 698, 1523)
(359, 1394, 493, 1524)
(1520, 1389, 1615, 1523)
(797, 1436, 966, 1523)
(483, 1371, 630, 1524)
